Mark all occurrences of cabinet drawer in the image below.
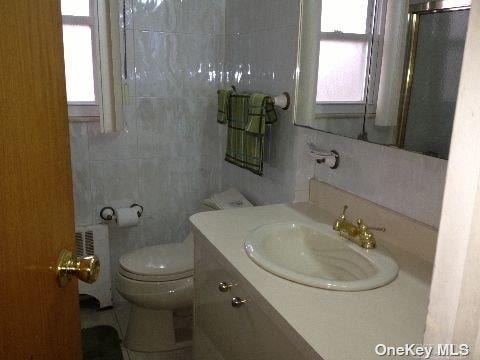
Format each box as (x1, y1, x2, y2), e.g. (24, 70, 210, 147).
(194, 237, 310, 360)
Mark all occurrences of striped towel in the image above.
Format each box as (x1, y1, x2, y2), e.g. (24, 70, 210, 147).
(246, 93, 277, 135)
(217, 89, 232, 124)
(218, 91, 277, 176)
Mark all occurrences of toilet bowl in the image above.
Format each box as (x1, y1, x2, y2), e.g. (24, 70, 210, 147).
(116, 189, 253, 353)
(116, 235, 194, 352)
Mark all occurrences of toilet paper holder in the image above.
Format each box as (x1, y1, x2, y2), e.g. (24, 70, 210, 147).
(100, 204, 144, 221)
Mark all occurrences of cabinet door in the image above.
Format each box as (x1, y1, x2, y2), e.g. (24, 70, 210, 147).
(194, 240, 240, 360)
(194, 239, 312, 360)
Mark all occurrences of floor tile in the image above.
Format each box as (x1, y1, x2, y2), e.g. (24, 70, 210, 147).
(128, 350, 176, 360)
(122, 346, 131, 360)
(80, 297, 128, 358)
(81, 298, 192, 360)
(114, 301, 131, 337)
(80, 306, 120, 334)
(174, 347, 193, 360)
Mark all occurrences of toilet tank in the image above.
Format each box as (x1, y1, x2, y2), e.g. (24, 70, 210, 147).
(200, 188, 253, 212)
(184, 189, 253, 245)
(198, 202, 219, 212)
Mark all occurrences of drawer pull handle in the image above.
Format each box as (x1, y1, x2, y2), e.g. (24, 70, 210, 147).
(231, 297, 247, 308)
(218, 281, 233, 292)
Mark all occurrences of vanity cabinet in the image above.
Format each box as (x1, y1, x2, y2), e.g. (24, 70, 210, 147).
(193, 232, 318, 360)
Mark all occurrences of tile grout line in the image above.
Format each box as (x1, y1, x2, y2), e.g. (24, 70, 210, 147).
(83, 122, 95, 226)
(113, 307, 124, 337)
(112, 306, 131, 360)
(130, 2, 141, 229)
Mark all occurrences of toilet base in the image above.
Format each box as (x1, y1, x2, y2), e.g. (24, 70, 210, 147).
(124, 305, 191, 353)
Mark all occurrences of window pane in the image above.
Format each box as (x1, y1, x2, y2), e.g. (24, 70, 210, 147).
(321, 0, 370, 34)
(61, 0, 90, 16)
(62, 25, 96, 103)
(316, 40, 368, 102)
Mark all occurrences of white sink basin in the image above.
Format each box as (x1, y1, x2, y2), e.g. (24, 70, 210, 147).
(244, 222, 399, 291)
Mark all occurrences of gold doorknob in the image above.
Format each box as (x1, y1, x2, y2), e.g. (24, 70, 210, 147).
(56, 250, 100, 287)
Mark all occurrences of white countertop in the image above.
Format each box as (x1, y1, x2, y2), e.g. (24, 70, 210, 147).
(190, 202, 433, 360)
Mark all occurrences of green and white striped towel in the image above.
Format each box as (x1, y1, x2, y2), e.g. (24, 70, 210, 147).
(217, 90, 277, 176)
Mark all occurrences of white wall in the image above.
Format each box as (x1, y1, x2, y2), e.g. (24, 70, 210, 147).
(69, 0, 225, 301)
(69, 0, 450, 305)
(425, 0, 480, 349)
(223, 0, 447, 228)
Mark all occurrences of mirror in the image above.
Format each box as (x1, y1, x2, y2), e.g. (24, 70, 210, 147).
(293, 0, 470, 160)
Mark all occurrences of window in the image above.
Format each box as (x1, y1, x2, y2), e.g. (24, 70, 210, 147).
(61, 0, 99, 117)
(316, 0, 385, 116)
(61, 0, 125, 133)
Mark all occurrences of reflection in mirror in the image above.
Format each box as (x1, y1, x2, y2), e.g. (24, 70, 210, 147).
(294, 0, 470, 160)
(397, 4, 469, 158)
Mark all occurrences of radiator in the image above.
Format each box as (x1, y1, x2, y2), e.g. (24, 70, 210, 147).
(75, 224, 112, 309)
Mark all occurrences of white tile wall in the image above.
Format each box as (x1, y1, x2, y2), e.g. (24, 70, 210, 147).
(133, 0, 225, 35)
(223, 0, 448, 228)
(135, 32, 224, 98)
(70, 0, 448, 304)
(69, 0, 225, 302)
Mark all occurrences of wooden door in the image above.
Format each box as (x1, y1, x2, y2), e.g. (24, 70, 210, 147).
(0, 1, 82, 359)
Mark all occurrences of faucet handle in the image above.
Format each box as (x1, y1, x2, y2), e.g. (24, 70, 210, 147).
(356, 219, 386, 232)
(356, 219, 384, 249)
(333, 205, 349, 231)
(368, 226, 386, 232)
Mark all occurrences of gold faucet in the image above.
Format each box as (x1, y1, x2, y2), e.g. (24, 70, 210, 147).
(333, 205, 385, 249)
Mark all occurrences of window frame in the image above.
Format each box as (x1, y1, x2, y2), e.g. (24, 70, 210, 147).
(315, 0, 386, 117)
(62, 0, 100, 119)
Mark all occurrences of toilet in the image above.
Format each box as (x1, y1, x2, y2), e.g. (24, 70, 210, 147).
(116, 189, 252, 353)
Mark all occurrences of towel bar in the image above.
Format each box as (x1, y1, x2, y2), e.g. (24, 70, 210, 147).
(229, 86, 290, 110)
(271, 92, 290, 110)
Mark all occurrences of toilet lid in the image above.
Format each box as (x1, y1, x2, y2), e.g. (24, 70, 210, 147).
(119, 233, 193, 281)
